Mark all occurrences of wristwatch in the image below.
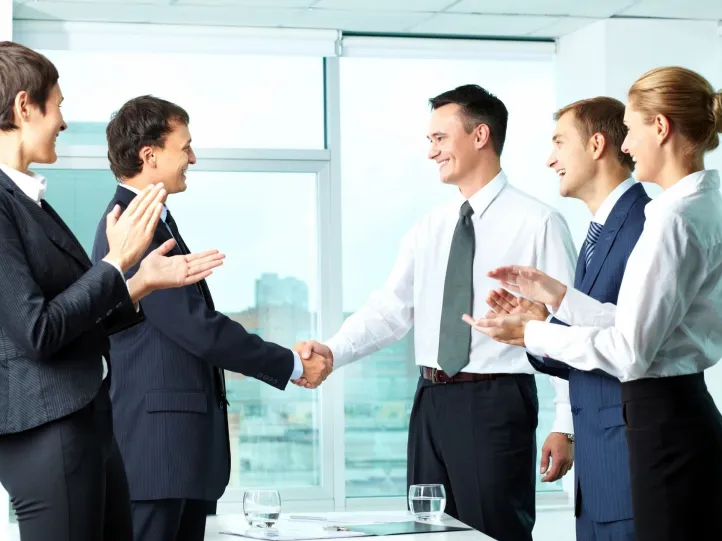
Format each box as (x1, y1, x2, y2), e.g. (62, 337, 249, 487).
(560, 432, 575, 442)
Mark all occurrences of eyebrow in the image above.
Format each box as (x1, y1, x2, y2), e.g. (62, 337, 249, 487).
(427, 131, 446, 141)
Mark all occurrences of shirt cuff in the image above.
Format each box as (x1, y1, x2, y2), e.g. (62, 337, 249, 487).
(323, 336, 354, 368)
(102, 258, 140, 313)
(554, 287, 596, 324)
(525, 319, 550, 358)
(290, 351, 303, 381)
(552, 402, 574, 434)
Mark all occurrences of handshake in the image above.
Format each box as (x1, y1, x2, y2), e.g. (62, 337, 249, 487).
(291, 341, 334, 389)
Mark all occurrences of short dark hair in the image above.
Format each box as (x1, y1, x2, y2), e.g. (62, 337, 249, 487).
(554, 97, 635, 171)
(429, 84, 509, 156)
(0, 41, 59, 132)
(106, 95, 190, 180)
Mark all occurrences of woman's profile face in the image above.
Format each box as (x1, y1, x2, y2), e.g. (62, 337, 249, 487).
(621, 102, 661, 184)
(20, 82, 67, 165)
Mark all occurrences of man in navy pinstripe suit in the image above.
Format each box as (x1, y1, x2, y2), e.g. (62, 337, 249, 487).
(483, 97, 649, 541)
(91, 96, 332, 541)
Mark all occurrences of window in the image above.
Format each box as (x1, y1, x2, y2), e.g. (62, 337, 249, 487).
(42, 50, 326, 150)
(339, 56, 563, 497)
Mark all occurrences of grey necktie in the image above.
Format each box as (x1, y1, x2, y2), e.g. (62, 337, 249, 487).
(437, 201, 475, 377)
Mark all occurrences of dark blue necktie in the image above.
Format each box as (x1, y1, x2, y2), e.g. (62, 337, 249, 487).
(584, 221, 603, 269)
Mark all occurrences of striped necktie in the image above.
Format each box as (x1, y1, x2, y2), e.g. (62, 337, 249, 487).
(584, 221, 604, 269)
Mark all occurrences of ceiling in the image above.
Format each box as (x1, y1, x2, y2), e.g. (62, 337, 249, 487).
(11, 0, 722, 39)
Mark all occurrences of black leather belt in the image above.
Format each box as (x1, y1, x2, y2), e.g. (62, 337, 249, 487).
(422, 367, 510, 384)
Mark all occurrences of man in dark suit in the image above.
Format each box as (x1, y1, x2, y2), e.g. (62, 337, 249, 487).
(0, 42, 224, 541)
(91, 95, 331, 541)
(482, 97, 648, 540)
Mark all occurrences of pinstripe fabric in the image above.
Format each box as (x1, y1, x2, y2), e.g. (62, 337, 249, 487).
(91, 186, 296, 501)
(0, 170, 142, 435)
(533, 183, 650, 525)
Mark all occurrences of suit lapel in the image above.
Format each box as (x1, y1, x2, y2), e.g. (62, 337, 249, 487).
(580, 183, 647, 293)
(0, 170, 91, 269)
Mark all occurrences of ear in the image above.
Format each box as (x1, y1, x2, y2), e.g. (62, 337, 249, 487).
(474, 123, 492, 151)
(655, 114, 671, 145)
(589, 132, 607, 160)
(13, 91, 31, 125)
(139, 146, 157, 168)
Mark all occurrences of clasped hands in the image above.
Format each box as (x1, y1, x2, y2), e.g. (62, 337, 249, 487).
(291, 341, 334, 389)
(461, 265, 568, 347)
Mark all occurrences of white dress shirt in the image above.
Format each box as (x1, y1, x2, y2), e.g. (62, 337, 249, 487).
(526, 170, 722, 382)
(119, 184, 304, 381)
(326, 170, 577, 433)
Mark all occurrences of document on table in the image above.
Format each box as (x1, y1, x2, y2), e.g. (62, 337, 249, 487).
(219, 513, 416, 540)
(288, 513, 415, 525)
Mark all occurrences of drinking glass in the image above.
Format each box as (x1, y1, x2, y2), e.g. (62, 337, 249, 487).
(243, 489, 282, 528)
(408, 484, 446, 523)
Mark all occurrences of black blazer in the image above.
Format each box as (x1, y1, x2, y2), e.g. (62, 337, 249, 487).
(0, 169, 141, 435)
(91, 185, 295, 501)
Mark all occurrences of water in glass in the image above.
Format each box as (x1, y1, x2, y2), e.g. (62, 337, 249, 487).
(243, 489, 281, 528)
(408, 484, 446, 523)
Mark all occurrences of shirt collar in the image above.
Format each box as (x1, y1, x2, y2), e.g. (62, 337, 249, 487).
(645, 170, 720, 218)
(593, 177, 637, 225)
(120, 183, 169, 222)
(458, 169, 508, 219)
(0, 163, 47, 205)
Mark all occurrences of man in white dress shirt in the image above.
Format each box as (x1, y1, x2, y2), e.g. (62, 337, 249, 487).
(299, 85, 577, 541)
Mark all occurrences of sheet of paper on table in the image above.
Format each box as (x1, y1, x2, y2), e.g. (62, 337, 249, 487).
(219, 522, 364, 540)
(288, 513, 416, 525)
(219, 513, 417, 540)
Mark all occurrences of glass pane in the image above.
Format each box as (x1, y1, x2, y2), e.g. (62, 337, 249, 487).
(340, 57, 562, 498)
(41, 50, 325, 149)
(172, 171, 321, 490)
(40, 169, 322, 490)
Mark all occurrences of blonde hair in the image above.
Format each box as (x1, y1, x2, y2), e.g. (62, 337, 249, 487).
(628, 66, 722, 154)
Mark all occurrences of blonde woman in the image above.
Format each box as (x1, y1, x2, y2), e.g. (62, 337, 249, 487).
(465, 66, 722, 540)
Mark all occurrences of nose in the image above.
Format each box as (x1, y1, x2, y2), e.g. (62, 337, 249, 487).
(428, 145, 439, 160)
(188, 148, 197, 165)
(59, 121, 68, 132)
(546, 152, 556, 169)
(621, 136, 630, 155)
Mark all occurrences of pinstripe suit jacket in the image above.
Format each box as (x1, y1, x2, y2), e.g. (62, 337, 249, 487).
(0, 170, 141, 435)
(529, 182, 649, 522)
(91, 185, 295, 501)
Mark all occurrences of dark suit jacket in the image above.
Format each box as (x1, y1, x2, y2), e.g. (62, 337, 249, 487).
(0, 169, 141, 435)
(91, 185, 295, 501)
(529, 182, 649, 523)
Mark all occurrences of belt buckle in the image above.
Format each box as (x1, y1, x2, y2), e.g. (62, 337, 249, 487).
(431, 368, 446, 384)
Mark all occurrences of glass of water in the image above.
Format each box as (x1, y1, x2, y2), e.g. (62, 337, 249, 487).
(243, 489, 282, 528)
(408, 484, 446, 523)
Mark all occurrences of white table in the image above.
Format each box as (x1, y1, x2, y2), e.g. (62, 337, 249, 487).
(205, 511, 491, 541)
(7, 510, 493, 540)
